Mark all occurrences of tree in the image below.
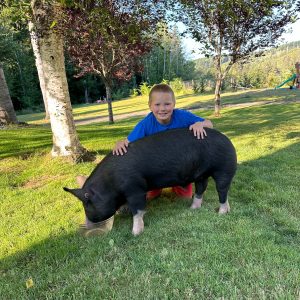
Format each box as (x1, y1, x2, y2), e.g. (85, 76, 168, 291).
(29, 21, 49, 119)
(62, 1, 163, 123)
(30, 0, 87, 161)
(0, 1, 44, 111)
(0, 23, 18, 124)
(142, 23, 195, 84)
(178, 0, 296, 115)
(0, 66, 18, 125)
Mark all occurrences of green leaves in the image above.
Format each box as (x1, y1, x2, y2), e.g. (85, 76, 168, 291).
(49, 20, 57, 29)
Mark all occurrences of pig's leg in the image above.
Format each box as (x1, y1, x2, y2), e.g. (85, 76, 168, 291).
(213, 173, 232, 214)
(191, 177, 208, 209)
(132, 210, 146, 236)
(127, 195, 147, 236)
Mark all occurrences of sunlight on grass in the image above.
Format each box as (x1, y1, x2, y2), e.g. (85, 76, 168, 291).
(17, 88, 300, 125)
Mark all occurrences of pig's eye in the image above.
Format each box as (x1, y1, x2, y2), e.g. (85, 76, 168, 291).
(84, 193, 89, 199)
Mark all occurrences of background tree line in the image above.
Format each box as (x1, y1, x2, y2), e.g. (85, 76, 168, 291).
(0, 18, 194, 112)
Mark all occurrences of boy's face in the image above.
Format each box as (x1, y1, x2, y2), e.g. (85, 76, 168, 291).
(149, 91, 175, 125)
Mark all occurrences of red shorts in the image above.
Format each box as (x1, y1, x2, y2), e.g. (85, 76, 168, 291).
(146, 183, 193, 200)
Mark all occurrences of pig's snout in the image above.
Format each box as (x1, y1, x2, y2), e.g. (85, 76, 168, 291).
(132, 210, 146, 236)
(85, 216, 96, 229)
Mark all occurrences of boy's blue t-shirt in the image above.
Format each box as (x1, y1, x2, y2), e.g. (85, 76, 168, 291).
(127, 109, 205, 142)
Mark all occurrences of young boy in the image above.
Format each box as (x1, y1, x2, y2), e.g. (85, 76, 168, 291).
(113, 83, 213, 199)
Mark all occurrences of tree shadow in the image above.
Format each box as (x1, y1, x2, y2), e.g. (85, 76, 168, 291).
(179, 89, 300, 112)
(211, 101, 300, 139)
(0, 125, 52, 159)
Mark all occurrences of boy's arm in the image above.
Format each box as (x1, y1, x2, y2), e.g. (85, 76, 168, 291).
(189, 119, 213, 139)
(113, 138, 129, 156)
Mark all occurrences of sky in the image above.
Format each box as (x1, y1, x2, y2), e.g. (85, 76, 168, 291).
(181, 18, 300, 60)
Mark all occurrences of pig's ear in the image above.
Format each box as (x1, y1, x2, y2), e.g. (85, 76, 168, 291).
(76, 175, 87, 188)
(63, 187, 87, 203)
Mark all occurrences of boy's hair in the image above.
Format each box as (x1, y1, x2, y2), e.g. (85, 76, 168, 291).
(149, 84, 175, 104)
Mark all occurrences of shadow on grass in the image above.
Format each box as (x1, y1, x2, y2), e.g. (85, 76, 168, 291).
(2, 102, 299, 162)
(0, 122, 135, 160)
(219, 88, 300, 105)
(182, 89, 300, 111)
(208, 102, 300, 139)
(0, 126, 53, 159)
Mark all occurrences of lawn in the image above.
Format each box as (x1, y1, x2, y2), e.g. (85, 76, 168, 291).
(1, 89, 300, 299)
(16, 88, 300, 125)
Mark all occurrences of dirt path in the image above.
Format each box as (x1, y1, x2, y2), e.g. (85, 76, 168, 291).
(75, 98, 300, 126)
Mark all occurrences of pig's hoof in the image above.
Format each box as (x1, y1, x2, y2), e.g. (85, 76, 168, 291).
(218, 201, 230, 214)
(132, 228, 144, 236)
(190, 196, 203, 209)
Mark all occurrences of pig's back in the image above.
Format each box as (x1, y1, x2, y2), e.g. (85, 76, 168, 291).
(120, 128, 236, 176)
(94, 128, 236, 190)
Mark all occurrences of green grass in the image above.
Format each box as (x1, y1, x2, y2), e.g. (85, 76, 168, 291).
(17, 88, 300, 125)
(1, 89, 300, 299)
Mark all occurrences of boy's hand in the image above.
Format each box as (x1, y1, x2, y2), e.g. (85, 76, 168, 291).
(189, 120, 213, 139)
(113, 139, 129, 155)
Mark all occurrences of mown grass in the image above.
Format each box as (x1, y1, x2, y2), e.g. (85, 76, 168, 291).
(17, 88, 299, 125)
(1, 89, 300, 299)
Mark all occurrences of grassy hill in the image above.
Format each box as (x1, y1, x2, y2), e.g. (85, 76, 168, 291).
(194, 40, 300, 89)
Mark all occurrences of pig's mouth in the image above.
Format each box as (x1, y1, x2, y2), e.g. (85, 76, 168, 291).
(79, 215, 115, 233)
(85, 217, 97, 228)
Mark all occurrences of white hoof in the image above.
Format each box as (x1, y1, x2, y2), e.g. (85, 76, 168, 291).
(218, 201, 230, 214)
(132, 225, 144, 236)
(190, 195, 203, 209)
(132, 210, 145, 236)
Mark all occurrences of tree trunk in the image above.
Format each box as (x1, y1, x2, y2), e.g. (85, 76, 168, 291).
(104, 83, 114, 124)
(84, 80, 89, 103)
(0, 67, 18, 125)
(163, 47, 166, 78)
(31, 0, 87, 161)
(214, 77, 222, 117)
(29, 21, 50, 119)
(14, 52, 27, 99)
(214, 53, 223, 117)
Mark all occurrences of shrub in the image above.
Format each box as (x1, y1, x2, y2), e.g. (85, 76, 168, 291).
(130, 88, 139, 97)
(139, 82, 151, 96)
(170, 78, 184, 93)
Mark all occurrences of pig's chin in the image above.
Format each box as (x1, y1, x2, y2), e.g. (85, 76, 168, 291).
(85, 216, 102, 228)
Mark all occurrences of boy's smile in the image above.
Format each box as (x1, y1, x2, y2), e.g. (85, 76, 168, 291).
(149, 91, 175, 125)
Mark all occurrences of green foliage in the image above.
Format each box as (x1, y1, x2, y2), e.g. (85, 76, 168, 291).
(161, 78, 169, 85)
(112, 88, 128, 101)
(141, 25, 195, 84)
(139, 82, 151, 96)
(229, 45, 300, 89)
(193, 78, 205, 93)
(194, 41, 300, 90)
(130, 88, 139, 97)
(170, 77, 184, 93)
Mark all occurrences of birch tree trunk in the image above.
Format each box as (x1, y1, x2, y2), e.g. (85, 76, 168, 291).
(29, 21, 50, 119)
(0, 67, 18, 125)
(31, 0, 87, 161)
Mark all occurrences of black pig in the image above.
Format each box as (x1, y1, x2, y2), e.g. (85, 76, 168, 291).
(64, 128, 237, 235)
